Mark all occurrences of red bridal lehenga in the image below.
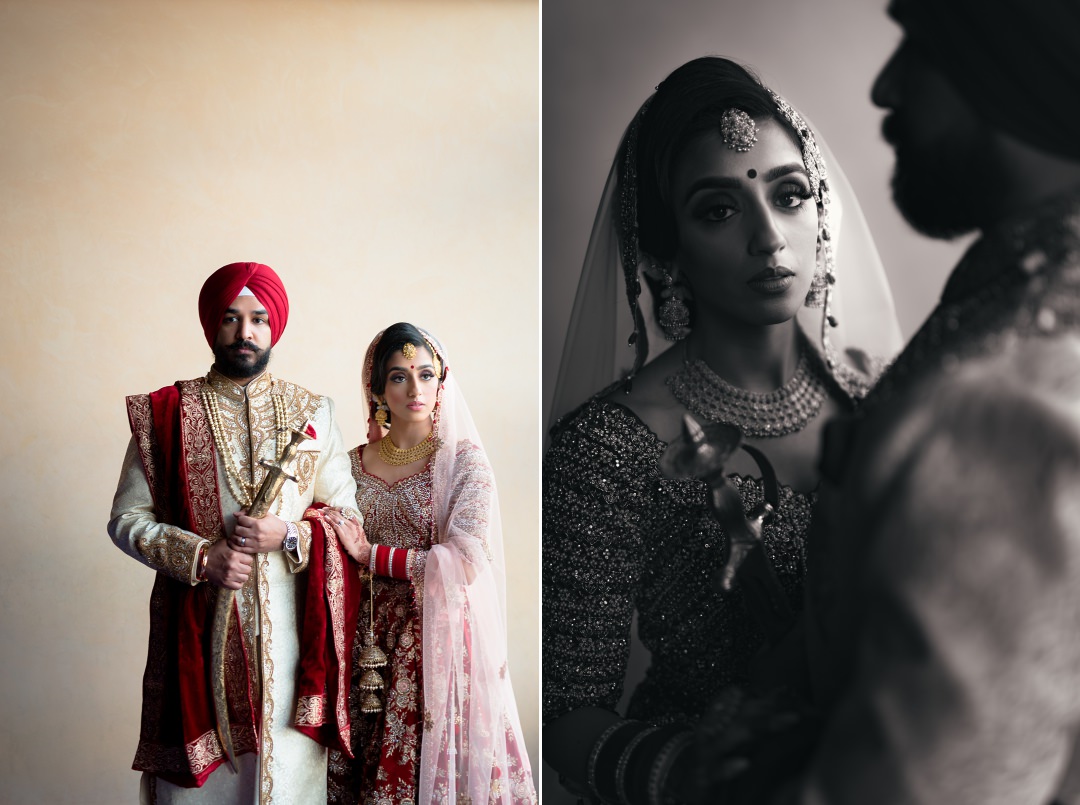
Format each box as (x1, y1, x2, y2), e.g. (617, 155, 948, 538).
(328, 329, 536, 805)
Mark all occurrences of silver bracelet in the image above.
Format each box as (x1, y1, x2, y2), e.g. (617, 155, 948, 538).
(647, 730, 693, 805)
(615, 724, 660, 805)
(587, 721, 636, 801)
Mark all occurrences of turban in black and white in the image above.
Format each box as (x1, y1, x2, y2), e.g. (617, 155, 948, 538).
(892, 0, 1080, 159)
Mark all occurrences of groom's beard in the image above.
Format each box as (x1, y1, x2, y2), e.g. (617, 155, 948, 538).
(214, 340, 272, 380)
(883, 109, 999, 239)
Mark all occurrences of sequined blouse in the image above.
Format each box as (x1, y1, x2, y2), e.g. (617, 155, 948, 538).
(542, 401, 813, 724)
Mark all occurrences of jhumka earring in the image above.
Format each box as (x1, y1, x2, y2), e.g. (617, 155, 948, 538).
(657, 265, 690, 341)
(804, 239, 829, 308)
(358, 574, 387, 714)
(374, 398, 388, 429)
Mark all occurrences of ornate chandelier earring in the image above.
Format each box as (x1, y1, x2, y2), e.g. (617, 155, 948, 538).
(373, 397, 388, 429)
(358, 574, 387, 714)
(657, 264, 691, 341)
(805, 238, 828, 308)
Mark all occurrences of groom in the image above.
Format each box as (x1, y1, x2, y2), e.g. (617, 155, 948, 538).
(717, 2, 1080, 803)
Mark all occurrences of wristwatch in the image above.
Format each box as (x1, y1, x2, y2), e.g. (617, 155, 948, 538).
(283, 521, 299, 553)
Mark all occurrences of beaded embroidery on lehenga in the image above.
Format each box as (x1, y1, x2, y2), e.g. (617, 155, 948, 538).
(542, 402, 814, 725)
(328, 449, 431, 804)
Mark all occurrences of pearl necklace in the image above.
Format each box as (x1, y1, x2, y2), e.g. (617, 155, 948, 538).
(378, 432, 437, 466)
(666, 343, 827, 438)
(201, 377, 287, 506)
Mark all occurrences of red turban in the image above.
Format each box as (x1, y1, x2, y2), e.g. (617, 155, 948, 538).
(198, 262, 289, 348)
(892, 0, 1080, 159)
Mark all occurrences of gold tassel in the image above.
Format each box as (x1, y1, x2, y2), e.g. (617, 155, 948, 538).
(359, 668, 385, 691)
(358, 572, 387, 713)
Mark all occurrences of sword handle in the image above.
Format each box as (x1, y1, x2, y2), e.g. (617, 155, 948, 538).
(247, 428, 311, 518)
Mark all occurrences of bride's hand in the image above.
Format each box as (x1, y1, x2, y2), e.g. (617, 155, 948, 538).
(328, 508, 370, 565)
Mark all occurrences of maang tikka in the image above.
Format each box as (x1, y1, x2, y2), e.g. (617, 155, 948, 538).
(721, 108, 758, 152)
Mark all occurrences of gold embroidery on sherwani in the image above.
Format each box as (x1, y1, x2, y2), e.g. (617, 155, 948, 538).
(294, 451, 318, 496)
(258, 551, 275, 805)
(127, 385, 221, 584)
(297, 520, 313, 565)
(133, 525, 199, 582)
(187, 729, 224, 776)
(200, 371, 326, 805)
(127, 394, 169, 518)
(203, 372, 321, 497)
(179, 379, 224, 541)
(295, 695, 325, 726)
(238, 571, 260, 700)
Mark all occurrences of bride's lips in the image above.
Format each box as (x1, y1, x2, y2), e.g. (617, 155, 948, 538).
(747, 266, 796, 295)
(407, 402, 427, 411)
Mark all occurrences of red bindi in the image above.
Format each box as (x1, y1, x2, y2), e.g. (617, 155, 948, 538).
(747, 168, 757, 179)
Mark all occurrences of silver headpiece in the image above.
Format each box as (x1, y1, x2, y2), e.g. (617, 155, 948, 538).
(720, 108, 758, 152)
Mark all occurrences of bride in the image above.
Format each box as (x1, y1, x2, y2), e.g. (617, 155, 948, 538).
(543, 56, 900, 801)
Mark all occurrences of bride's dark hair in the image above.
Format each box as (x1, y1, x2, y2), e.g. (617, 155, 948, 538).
(370, 321, 444, 402)
(626, 56, 794, 261)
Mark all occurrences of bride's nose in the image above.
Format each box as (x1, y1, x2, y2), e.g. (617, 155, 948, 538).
(747, 204, 785, 256)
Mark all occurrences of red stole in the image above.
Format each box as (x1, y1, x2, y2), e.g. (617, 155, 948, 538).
(294, 505, 362, 755)
(126, 380, 258, 787)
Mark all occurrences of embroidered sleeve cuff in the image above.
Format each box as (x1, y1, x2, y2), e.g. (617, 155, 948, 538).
(407, 548, 427, 582)
(285, 520, 313, 573)
(135, 525, 207, 585)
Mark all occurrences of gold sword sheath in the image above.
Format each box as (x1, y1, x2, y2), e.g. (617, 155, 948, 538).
(211, 426, 312, 771)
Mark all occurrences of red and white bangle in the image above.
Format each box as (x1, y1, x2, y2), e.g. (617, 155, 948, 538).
(370, 544, 412, 580)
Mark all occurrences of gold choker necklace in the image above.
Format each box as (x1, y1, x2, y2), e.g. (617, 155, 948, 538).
(378, 432, 437, 466)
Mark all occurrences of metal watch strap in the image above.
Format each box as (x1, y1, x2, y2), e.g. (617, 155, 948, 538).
(283, 520, 299, 552)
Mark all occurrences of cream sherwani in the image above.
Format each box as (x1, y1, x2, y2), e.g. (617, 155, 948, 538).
(109, 369, 358, 805)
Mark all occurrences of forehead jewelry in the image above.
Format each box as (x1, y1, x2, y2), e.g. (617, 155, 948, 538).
(401, 342, 417, 360)
(721, 108, 757, 152)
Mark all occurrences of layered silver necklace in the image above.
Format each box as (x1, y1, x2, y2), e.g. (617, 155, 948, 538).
(666, 341, 827, 438)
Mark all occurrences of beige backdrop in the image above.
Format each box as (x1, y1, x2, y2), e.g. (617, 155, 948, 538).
(542, 0, 970, 800)
(0, 1, 538, 802)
